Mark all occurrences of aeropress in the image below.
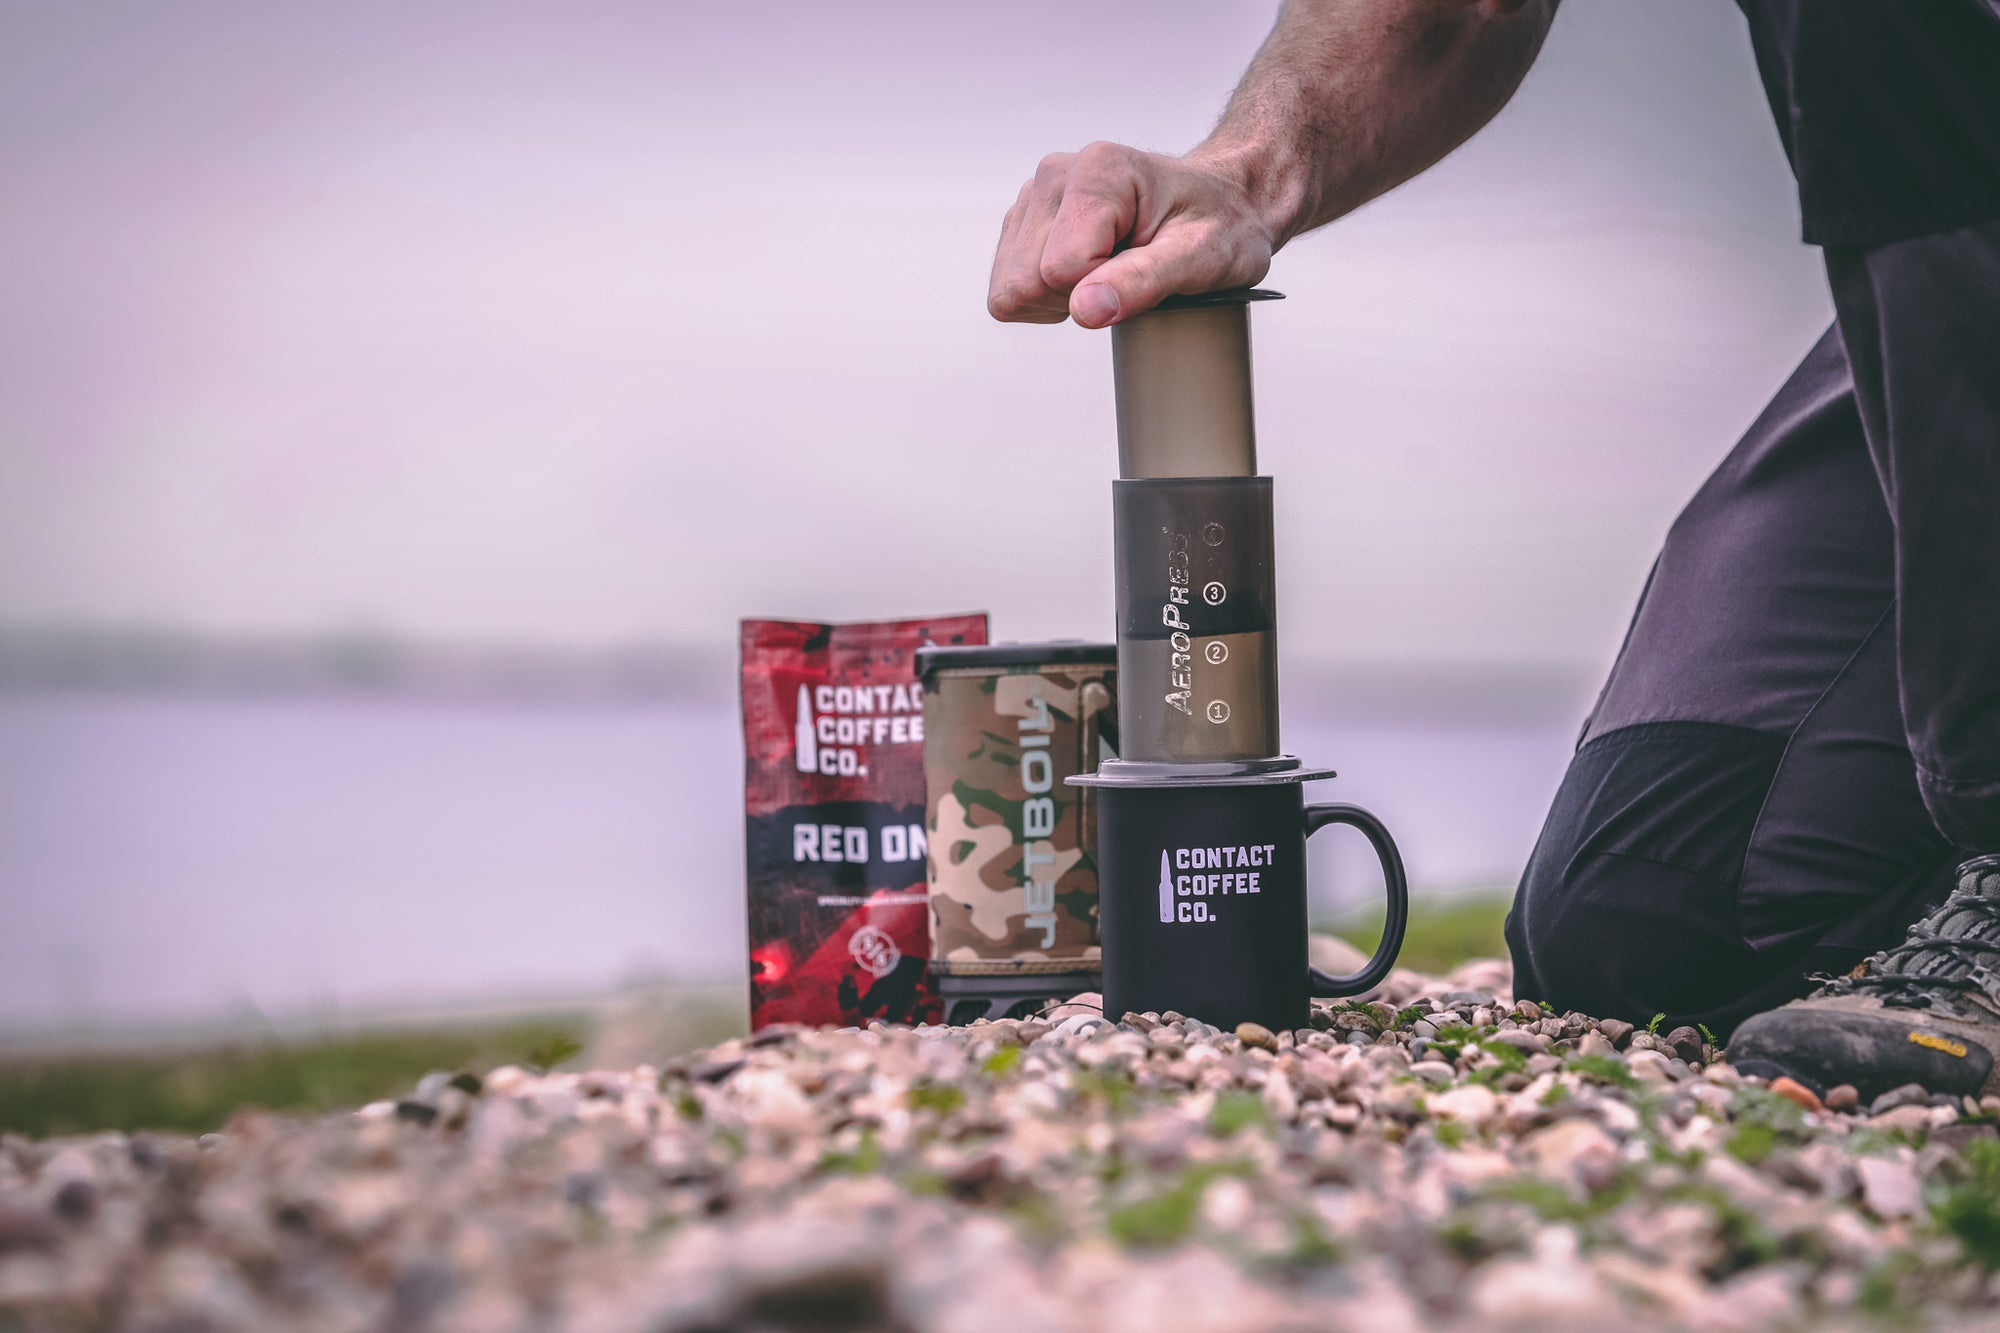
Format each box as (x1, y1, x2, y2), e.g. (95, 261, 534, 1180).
(1070, 289, 1409, 1031)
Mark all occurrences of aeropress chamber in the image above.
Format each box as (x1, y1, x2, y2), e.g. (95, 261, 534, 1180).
(1070, 290, 1409, 1031)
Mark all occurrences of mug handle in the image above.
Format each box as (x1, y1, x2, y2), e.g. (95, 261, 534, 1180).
(1303, 803, 1410, 998)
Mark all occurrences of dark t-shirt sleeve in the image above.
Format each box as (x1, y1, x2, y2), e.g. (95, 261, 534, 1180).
(1738, 0, 2000, 247)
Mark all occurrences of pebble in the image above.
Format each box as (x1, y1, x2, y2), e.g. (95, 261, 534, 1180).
(1869, 1104, 1935, 1135)
(692, 1058, 745, 1084)
(1870, 1083, 1931, 1116)
(4, 950, 1995, 1331)
(1234, 1021, 1278, 1053)
(1855, 1156, 1922, 1219)
(1524, 1119, 1619, 1193)
(1627, 1050, 1679, 1084)
(1052, 1013, 1108, 1040)
(1664, 1026, 1706, 1063)
(1769, 1077, 1824, 1114)
(1488, 1029, 1549, 1055)
(1825, 1084, 1860, 1114)
(1427, 1084, 1499, 1126)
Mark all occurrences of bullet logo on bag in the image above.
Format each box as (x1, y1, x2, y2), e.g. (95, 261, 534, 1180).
(792, 681, 924, 776)
(794, 685, 818, 773)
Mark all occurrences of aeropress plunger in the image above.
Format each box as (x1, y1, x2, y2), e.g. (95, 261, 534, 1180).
(1069, 289, 1409, 1032)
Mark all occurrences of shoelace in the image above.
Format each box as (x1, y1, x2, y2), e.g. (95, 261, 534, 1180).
(1810, 890, 2000, 1017)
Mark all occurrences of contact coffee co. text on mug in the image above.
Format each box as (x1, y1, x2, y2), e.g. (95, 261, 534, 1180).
(1156, 841, 1275, 925)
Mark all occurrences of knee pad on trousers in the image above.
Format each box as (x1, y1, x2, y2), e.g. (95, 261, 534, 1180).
(1507, 723, 1788, 1028)
(1509, 843, 1764, 1026)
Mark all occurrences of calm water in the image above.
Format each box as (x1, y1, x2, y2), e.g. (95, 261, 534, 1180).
(0, 691, 1578, 1035)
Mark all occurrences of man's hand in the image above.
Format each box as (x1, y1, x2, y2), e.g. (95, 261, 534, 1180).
(986, 142, 1277, 329)
(984, 0, 1556, 330)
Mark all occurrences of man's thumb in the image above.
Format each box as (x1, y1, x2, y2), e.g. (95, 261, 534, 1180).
(1067, 235, 1229, 329)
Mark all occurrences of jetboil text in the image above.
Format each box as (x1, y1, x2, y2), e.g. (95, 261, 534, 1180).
(1016, 690, 1061, 948)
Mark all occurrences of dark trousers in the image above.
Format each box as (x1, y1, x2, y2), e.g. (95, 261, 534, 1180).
(1507, 217, 2000, 1039)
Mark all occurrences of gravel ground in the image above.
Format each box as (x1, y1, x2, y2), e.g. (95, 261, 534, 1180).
(5, 957, 2000, 1332)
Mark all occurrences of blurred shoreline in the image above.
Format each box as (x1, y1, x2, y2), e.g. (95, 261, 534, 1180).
(0, 622, 1597, 724)
(0, 623, 734, 704)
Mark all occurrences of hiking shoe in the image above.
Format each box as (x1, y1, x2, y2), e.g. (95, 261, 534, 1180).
(1729, 855, 2000, 1103)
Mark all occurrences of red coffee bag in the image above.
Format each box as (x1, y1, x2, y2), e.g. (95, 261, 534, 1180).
(740, 614, 987, 1029)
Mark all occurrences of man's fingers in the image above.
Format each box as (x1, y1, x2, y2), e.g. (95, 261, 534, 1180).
(987, 194, 1063, 320)
(987, 156, 1074, 322)
(1039, 145, 1144, 294)
(1040, 181, 1136, 294)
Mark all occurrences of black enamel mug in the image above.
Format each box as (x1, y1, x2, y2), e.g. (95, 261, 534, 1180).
(1086, 771, 1409, 1032)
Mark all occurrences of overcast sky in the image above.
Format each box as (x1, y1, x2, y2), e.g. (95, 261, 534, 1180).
(0, 1, 1834, 678)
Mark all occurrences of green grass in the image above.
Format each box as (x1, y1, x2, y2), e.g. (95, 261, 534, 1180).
(1207, 1089, 1270, 1138)
(1322, 891, 1511, 975)
(0, 1019, 590, 1139)
(1932, 1138, 2000, 1269)
(1106, 1160, 1254, 1247)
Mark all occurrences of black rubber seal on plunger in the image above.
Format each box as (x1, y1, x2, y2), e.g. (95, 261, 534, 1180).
(1150, 288, 1285, 310)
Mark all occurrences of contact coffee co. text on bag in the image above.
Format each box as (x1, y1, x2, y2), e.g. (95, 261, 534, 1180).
(740, 614, 987, 1029)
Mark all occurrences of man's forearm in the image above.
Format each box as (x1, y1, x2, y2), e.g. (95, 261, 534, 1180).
(1189, 0, 1557, 247)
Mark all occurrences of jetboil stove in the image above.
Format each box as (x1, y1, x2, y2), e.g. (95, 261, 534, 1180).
(1070, 289, 1409, 1032)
